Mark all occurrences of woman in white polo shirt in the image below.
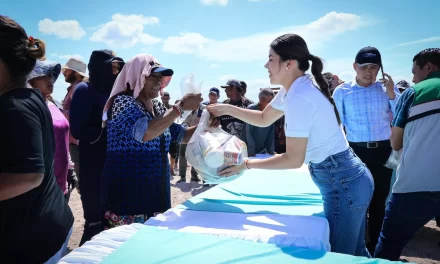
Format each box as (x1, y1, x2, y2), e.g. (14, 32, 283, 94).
(207, 34, 374, 257)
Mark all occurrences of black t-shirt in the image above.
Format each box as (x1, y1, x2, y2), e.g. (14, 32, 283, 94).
(220, 97, 252, 139)
(0, 88, 74, 263)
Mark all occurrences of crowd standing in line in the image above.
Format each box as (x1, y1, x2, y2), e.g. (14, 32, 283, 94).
(0, 14, 439, 263)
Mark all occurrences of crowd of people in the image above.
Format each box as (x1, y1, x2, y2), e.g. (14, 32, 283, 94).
(0, 15, 439, 263)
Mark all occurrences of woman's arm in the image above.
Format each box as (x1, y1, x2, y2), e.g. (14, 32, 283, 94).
(209, 104, 283, 128)
(219, 93, 316, 176)
(141, 94, 202, 141)
(182, 126, 197, 144)
(0, 173, 43, 201)
(142, 106, 181, 142)
(0, 109, 45, 201)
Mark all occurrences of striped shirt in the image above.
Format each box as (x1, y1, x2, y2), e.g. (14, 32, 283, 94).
(391, 88, 415, 128)
(333, 80, 401, 142)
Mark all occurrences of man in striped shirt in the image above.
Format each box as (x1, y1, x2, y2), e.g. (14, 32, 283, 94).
(333, 46, 401, 254)
(374, 48, 440, 260)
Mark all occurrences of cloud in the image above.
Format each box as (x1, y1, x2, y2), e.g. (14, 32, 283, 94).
(200, 0, 228, 6)
(219, 74, 235, 81)
(38, 19, 86, 40)
(396, 36, 440, 47)
(162, 32, 212, 54)
(90, 13, 161, 48)
(161, 12, 365, 62)
(209, 64, 219, 68)
(58, 54, 84, 60)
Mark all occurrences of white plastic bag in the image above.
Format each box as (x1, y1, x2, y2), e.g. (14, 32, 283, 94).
(186, 110, 248, 184)
(385, 149, 402, 169)
(175, 73, 202, 124)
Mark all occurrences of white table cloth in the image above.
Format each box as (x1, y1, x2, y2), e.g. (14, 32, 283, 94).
(145, 208, 330, 251)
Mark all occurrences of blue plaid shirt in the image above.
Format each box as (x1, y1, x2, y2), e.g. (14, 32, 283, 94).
(333, 80, 401, 142)
(391, 88, 415, 128)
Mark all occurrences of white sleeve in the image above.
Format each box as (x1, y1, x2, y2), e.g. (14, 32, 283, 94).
(269, 87, 286, 111)
(284, 94, 317, 138)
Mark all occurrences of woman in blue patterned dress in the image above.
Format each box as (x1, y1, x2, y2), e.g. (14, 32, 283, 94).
(102, 54, 202, 228)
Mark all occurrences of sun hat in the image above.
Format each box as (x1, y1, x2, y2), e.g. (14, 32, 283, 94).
(61, 57, 88, 77)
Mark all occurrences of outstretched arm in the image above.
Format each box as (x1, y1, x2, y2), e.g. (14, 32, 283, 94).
(208, 104, 283, 128)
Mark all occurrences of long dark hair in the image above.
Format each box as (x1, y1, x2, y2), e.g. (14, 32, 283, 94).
(270, 34, 341, 125)
(0, 15, 46, 85)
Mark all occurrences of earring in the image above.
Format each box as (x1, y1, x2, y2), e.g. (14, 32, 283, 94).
(286, 67, 288, 70)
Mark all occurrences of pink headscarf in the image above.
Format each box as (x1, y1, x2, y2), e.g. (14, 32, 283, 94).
(102, 54, 172, 126)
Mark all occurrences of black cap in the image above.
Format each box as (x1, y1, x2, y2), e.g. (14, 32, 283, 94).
(355, 46, 382, 67)
(209, 87, 220, 96)
(162, 91, 170, 97)
(396, 80, 410, 91)
(239, 81, 247, 89)
(152, 66, 174, 76)
(221, 79, 242, 89)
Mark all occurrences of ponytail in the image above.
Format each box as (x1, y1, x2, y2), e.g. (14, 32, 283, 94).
(27, 38, 46, 61)
(309, 54, 341, 125)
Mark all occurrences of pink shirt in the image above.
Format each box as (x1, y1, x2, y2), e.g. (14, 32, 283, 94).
(48, 102, 69, 194)
(63, 83, 81, 145)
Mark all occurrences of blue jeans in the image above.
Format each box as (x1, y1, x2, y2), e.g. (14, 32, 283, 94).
(309, 148, 374, 257)
(374, 192, 440, 261)
(45, 227, 73, 264)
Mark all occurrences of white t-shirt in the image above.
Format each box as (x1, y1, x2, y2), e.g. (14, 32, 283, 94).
(270, 75, 348, 163)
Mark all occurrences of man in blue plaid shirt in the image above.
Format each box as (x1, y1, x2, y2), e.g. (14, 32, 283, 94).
(333, 46, 401, 253)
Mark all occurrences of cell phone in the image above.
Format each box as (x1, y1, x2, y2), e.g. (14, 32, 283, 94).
(381, 65, 385, 80)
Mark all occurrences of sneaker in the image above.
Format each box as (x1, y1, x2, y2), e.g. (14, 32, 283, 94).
(177, 177, 186, 183)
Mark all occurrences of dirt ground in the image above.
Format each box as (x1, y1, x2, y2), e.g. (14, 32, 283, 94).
(67, 171, 440, 264)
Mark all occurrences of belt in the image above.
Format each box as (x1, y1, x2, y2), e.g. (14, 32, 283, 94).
(349, 140, 390, 149)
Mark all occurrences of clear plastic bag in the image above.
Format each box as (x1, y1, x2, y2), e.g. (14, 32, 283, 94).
(384, 149, 402, 169)
(175, 73, 202, 124)
(186, 110, 248, 184)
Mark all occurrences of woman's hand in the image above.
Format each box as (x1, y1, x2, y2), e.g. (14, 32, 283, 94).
(181, 93, 203, 111)
(206, 104, 232, 117)
(218, 162, 247, 177)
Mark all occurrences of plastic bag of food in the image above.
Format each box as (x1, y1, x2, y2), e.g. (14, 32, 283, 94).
(186, 110, 248, 184)
(175, 73, 203, 124)
(384, 149, 402, 169)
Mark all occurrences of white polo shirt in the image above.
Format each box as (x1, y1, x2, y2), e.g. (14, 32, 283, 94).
(270, 75, 348, 163)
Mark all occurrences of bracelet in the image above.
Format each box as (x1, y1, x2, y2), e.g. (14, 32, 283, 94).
(172, 105, 183, 117)
(244, 159, 251, 170)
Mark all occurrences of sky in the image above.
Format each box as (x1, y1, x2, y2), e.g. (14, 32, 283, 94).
(2, 0, 439, 102)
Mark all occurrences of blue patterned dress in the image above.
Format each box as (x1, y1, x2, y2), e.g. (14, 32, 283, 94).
(102, 94, 186, 225)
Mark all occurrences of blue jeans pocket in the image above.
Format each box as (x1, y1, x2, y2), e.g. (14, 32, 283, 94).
(339, 165, 374, 212)
(309, 166, 333, 185)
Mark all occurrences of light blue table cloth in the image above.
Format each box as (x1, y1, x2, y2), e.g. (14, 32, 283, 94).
(177, 164, 325, 217)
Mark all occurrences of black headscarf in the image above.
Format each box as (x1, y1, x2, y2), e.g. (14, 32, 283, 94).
(88, 49, 125, 92)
